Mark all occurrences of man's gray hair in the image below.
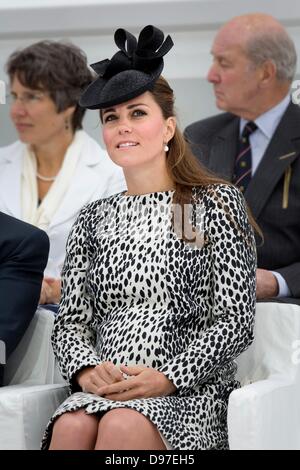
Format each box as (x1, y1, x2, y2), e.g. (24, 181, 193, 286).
(245, 30, 297, 82)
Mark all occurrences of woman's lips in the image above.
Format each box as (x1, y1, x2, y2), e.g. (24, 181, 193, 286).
(116, 141, 139, 149)
(15, 123, 33, 131)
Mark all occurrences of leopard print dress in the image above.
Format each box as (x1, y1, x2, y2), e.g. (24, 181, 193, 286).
(41, 184, 256, 450)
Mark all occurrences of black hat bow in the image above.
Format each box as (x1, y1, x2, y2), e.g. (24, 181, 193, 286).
(79, 25, 174, 109)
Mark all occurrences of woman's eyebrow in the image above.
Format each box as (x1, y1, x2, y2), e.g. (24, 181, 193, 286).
(102, 102, 149, 115)
(127, 103, 149, 109)
(102, 107, 116, 116)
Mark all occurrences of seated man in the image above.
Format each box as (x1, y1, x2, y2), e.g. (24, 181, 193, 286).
(185, 13, 300, 305)
(0, 212, 49, 385)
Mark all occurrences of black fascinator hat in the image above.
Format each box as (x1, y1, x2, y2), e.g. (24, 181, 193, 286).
(79, 25, 173, 110)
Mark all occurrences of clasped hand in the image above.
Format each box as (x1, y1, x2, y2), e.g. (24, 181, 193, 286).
(77, 362, 176, 401)
(39, 277, 62, 304)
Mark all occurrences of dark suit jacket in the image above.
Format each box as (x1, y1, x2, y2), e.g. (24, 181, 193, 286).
(0, 212, 49, 383)
(185, 102, 300, 303)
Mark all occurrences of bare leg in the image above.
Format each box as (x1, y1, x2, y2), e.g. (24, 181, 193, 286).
(49, 409, 99, 450)
(95, 408, 166, 450)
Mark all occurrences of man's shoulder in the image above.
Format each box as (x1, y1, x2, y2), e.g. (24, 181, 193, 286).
(0, 214, 49, 266)
(281, 100, 300, 121)
(185, 112, 237, 141)
(0, 212, 49, 248)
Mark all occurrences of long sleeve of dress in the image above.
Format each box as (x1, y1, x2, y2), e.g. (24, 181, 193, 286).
(51, 204, 100, 388)
(159, 185, 257, 391)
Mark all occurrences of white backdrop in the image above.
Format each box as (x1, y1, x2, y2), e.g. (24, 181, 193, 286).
(1, 0, 300, 147)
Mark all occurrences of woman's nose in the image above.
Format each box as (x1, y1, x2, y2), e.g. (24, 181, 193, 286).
(11, 100, 27, 116)
(118, 122, 132, 134)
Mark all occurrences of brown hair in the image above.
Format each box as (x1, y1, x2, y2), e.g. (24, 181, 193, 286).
(151, 76, 262, 243)
(6, 40, 94, 132)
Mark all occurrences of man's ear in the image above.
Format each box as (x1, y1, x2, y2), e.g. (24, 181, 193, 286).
(259, 60, 277, 87)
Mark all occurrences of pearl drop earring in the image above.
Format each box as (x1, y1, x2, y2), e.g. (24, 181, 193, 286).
(164, 143, 169, 152)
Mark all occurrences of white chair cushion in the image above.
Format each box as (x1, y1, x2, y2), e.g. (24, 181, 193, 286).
(229, 302, 300, 449)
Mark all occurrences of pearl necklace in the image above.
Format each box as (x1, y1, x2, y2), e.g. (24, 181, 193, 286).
(36, 172, 57, 182)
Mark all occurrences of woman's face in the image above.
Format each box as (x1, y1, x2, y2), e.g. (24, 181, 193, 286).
(102, 91, 175, 170)
(9, 75, 74, 146)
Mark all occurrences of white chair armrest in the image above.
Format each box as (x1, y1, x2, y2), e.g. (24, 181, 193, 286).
(229, 302, 300, 449)
(4, 307, 64, 386)
(0, 383, 68, 449)
(228, 376, 300, 449)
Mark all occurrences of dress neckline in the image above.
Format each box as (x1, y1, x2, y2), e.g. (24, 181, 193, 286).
(120, 189, 175, 198)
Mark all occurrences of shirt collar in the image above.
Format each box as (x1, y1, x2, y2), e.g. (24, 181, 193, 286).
(240, 93, 291, 139)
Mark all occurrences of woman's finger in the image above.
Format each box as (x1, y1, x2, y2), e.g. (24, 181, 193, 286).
(81, 375, 107, 394)
(120, 364, 145, 376)
(95, 362, 124, 384)
(93, 363, 117, 384)
(103, 387, 144, 401)
(103, 362, 124, 382)
(97, 377, 136, 396)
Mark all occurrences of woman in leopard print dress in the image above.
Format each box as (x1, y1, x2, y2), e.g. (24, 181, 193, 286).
(43, 25, 256, 450)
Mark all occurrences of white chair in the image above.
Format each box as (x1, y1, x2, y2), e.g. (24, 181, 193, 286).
(0, 307, 68, 450)
(1, 302, 300, 449)
(228, 302, 300, 450)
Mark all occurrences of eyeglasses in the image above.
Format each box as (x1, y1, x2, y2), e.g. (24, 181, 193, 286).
(6, 91, 47, 106)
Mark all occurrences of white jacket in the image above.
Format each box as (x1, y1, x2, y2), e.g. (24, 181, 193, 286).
(0, 131, 127, 276)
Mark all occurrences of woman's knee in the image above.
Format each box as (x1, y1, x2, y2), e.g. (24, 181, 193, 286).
(99, 408, 150, 436)
(53, 409, 97, 435)
(96, 408, 166, 450)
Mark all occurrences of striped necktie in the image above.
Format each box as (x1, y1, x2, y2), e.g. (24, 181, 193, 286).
(233, 121, 257, 192)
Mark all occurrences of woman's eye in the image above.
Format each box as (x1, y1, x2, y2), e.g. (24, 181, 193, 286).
(25, 93, 36, 101)
(132, 109, 146, 117)
(104, 114, 116, 123)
